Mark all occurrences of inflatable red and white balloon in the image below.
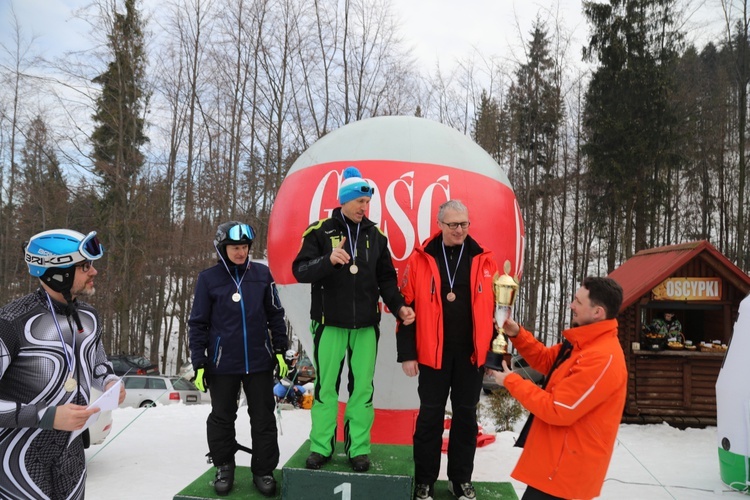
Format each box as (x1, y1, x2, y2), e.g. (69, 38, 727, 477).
(268, 116, 525, 443)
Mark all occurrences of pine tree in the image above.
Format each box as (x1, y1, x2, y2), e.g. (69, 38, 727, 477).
(582, 0, 683, 267)
(506, 19, 563, 332)
(472, 90, 503, 163)
(19, 116, 69, 231)
(90, 0, 150, 355)
(91, 0, 149, 196)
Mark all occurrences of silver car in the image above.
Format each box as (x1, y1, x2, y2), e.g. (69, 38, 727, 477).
(120, 375, 202, 408)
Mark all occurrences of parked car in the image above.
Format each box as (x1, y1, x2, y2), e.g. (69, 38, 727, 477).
(120, 375, 202, 408)
(85, 387, 113, 447)
(482, 354, 544, 394)
(108, 355, 159, 376)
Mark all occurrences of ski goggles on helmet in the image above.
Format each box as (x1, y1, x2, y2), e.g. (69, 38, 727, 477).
(24, 229, 104, 276)
(79, 231, 104, 260)
(47, 231, 103, 265)
(227, 224, 255, 242)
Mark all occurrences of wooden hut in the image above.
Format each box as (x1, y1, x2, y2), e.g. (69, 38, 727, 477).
(608, 240, 750, 427)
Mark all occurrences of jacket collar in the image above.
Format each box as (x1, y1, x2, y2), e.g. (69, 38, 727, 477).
(563, 318, 619, 349)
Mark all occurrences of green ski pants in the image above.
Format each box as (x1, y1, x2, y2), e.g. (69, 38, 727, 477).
(308, 321, 378, 458)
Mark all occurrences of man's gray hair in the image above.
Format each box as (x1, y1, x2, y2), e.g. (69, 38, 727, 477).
(437, 200, 469, 222)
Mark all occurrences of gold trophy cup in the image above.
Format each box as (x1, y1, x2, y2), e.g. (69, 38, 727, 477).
(486, 260, 519, 371)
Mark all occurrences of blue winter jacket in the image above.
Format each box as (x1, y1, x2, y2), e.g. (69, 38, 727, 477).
(188, 260, 287, 375)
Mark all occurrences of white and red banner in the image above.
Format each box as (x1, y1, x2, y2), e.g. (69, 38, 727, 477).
(266, 116, 525, 442)
(269, 160, 524, 284)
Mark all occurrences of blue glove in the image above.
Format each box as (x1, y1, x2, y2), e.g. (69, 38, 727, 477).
(194, 367, 208, 392)
(276, 354, 289, 378)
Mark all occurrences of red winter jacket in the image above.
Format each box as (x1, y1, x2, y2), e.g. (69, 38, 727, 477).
(398, 232, 498, 369)
(505, 319, 627, 499)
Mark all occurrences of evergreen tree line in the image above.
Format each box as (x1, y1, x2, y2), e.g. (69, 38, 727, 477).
(0, 0, 746, 370)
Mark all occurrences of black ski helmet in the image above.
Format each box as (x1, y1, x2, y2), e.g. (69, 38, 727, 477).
(214, 221, 254, 262)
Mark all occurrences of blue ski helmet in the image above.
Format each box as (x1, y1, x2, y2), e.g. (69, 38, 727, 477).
(24, 229, 104, 294)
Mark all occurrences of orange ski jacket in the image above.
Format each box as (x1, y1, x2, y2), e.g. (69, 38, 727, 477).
(398, 232, 498, 369)
(505, 319, 627, 499)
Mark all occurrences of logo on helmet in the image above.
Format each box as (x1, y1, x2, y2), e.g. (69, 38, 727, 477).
(25, 254, 76, 267)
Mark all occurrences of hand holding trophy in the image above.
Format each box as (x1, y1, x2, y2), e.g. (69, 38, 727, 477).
(485, 260, 519, 371)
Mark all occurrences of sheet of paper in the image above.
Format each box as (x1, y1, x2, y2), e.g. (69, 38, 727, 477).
(68, 380, 121, 445)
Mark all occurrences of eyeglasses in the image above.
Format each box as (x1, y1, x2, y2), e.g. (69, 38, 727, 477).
(357, 185, 375, 195)
(76, 260, 93, 272)
(440, 221, 470, 230)
(228, 223, 255, 241)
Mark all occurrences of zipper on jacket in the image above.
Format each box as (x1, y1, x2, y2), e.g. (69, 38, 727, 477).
(549, 430, 569, 480)
(236, 267, 250, 373)
(351, 233, 359, 329)
(214, 339, 223, 368)
(430, 275, 442, 365)
(320, 284, 325, 324)
(352, 272, 357, 328)
(472, 263, 483, 363)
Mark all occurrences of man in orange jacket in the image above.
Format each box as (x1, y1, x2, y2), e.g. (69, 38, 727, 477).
(490, 276, 627, 500)
(398, 200, 498, 500)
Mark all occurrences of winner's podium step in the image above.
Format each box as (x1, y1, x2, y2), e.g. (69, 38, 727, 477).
(174, 466, 281, 499)
(432, 480, 517, 499)
(282, 440, 413, 499)
(174, 441, 518, 499)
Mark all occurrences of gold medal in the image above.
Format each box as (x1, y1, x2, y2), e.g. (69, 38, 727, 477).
(64, 376, 77, 392)
(446, 292, 456, 302)
(232, 292, 241, 302)
(350, 264, 359, 275)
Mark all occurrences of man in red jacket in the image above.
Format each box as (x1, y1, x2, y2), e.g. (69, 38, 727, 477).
(491, 276, 627, 500)
(398, 200, 498, 500)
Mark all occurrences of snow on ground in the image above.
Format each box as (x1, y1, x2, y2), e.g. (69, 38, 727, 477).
(84, 399, 741, 499)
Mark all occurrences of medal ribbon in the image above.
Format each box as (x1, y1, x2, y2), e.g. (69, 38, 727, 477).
(46, 292, 75, 384)
(216, 245, 250, 299)
(441, 240, 465, 297)
(341, 214, 360, 266)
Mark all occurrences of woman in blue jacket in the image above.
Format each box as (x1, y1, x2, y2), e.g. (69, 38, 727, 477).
(188, 221, 288, 497)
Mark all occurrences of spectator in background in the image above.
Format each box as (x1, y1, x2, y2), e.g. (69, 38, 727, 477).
(650, 311, 684, 343)
(273, 349, 307, 406)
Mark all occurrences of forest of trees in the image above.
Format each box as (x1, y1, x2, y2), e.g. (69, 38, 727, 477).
(0, 0, 748, 372)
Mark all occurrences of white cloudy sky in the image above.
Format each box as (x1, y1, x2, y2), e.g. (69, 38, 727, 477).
(1, 0, 726, 75)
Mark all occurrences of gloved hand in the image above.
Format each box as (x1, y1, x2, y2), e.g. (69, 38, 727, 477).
(194, 367, 208, 392)
(276, 354, 289, 378)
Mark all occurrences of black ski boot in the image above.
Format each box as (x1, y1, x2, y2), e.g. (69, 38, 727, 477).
(253, 473, 277, 496)
(213, 464, 235, 496)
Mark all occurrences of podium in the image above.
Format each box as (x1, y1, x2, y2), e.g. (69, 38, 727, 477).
(281, 440, 413, 499)
(173, 466, 281, 499)
(174, 441, 517, 499)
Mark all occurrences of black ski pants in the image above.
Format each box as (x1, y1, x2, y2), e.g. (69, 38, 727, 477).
(206, 371, 279, 476)
(413, 346, 484, 485)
